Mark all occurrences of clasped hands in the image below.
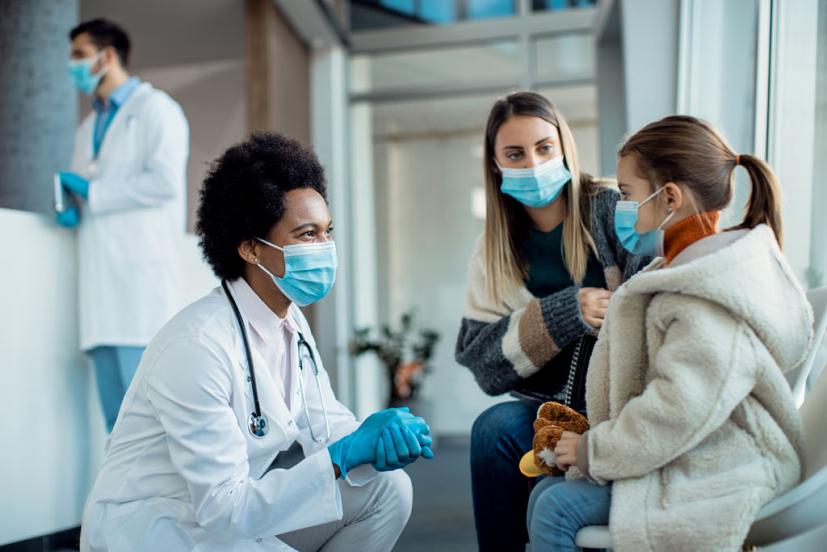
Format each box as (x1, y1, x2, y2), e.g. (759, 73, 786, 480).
(328, 407, 434, 479)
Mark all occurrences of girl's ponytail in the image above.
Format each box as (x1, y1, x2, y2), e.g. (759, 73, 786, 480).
(734, 154, 783, 248)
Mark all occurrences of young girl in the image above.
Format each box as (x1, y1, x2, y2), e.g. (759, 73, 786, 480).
(455, 91, 648, 550)
(527, 115, 812, 551)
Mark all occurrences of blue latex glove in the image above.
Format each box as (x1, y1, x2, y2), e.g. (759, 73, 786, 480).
(56, 207, 80, 228)
(59, 171, 90, 199)
(373, 424, 435, 472)
(396, 408, 435, 456)
(328, 408, 414, 479)
(395, 410, 434, 459)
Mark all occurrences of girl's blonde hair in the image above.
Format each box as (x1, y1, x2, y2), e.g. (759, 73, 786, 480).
(618, 115, 782, 246)
(483, 91, 599, 303)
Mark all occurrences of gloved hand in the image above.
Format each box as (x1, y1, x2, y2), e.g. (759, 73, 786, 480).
(59, 171, 90, 199)
(373, 424, 435, 472)
(328, 407, 421, 479)
(56, 207, 80, 228)
(393, 408, 434, 459)
(392, 406, 434, 458)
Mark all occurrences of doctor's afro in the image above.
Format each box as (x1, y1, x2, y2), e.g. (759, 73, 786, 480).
(196, 132, 327, 281)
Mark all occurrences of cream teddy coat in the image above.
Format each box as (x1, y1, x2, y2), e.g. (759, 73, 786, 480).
(583, 225, 813, 551)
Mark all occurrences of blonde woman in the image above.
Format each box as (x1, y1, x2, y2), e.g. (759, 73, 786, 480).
(455, 91, 648, 551)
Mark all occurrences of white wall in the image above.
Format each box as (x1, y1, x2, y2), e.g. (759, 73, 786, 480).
(0, 209, 215, 545)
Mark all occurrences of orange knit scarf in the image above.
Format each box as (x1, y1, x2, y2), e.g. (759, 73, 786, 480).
(663, 211, 721, 265)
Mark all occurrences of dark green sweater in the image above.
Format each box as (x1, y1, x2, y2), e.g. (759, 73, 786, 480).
(522, 224, 607, 297)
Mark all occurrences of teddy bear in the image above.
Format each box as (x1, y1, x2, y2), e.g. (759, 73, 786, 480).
(519, 401, 590, 477)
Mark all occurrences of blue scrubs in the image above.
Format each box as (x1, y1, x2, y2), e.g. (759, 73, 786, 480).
(91, 76, 140, 157)
(87, 76, 144, 432)
(89, 346, 145, 432)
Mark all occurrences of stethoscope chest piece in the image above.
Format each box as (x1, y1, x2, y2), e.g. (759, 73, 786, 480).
(248, 412, 269, 438)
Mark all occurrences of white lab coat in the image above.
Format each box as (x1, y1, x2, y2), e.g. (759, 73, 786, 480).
(80, 285, 375, 551)
(70, 82, 189, 351)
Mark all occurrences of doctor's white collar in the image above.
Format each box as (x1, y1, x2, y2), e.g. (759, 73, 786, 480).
(227, 278, 298, 340)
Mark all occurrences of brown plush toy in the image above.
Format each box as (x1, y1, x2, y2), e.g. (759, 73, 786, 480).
(518, 401, 590, 477)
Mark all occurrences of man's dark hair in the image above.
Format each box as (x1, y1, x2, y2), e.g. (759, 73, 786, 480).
(196, 132, 328, 281)
(69, 18, 131, 67)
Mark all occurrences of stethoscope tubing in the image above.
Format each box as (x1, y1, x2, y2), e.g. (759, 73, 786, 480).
(223, 280, 331, 443)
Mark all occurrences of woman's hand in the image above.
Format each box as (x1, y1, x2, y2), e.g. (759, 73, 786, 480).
(554, 431, 584, 472)
(579, 287, 612, 328)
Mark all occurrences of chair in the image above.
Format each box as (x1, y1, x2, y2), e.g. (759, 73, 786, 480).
(571, 287, 827, 551)
(787, 287, 827, 408)
(743, 361, 827, 547)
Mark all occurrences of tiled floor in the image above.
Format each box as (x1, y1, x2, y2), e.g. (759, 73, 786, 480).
(394, 437, 477, 552)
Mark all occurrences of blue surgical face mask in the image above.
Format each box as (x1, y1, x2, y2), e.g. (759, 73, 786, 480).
(68, 53, 107, 95)
(614, 187, 675, 257)
(256, 238, 338, 306)
(498, 156, 572, 208)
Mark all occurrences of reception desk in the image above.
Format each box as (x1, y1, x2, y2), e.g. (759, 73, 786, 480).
(0, 208, 215, 545)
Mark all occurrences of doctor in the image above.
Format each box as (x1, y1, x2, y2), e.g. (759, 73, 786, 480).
(59, 18, 189, 431)
(81, 132, 433, 551)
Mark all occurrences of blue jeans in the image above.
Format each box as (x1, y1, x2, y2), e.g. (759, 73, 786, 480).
(527, 476, 612, 552)
(471, 400, 538, 551)
(88, 346, 144, 432)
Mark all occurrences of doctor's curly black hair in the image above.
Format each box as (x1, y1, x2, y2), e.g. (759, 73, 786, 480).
(196, 132, 327, 281)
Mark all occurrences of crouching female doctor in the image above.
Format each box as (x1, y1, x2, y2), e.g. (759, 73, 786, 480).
(81, 132, 433, 552)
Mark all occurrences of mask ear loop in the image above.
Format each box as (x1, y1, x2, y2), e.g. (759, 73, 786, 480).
(256, 237, 284, 251)
(253, 238, 283, 280)
(657, 207, 676, 230)
(92, 50, 110, 79)
(638, 185, 664, 207)
(639, 185, 676, 229)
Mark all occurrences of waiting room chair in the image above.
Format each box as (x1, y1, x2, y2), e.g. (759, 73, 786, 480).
(788, 286, 827, 407)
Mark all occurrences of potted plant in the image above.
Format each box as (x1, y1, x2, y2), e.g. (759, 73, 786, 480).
(349, 309, 441, 408)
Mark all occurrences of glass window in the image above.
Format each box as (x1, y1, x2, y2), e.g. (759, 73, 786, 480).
(536, 85, 598, 174)
(379, 0, 415, 14)
(352, 0, 517, 29)
(420, 0, 457, 24)
(533, 0, 596, 11)
(350, 39, 522, 95)
(349, 93, 504, 434)
(679, 0, 759, 230)
(467, 0, 516, 19)
(534, 33, 595, 83)
(810, 0, 827, 289)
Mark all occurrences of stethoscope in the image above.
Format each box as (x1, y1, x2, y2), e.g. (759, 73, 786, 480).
(222, 280, 331, 443)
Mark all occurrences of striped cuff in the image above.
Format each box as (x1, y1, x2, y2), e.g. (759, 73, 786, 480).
(538, 285, 591, 349)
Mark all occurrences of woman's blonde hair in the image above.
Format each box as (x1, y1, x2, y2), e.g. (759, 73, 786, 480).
(483, 91, 599, 303)
(618, 115, 782, 246)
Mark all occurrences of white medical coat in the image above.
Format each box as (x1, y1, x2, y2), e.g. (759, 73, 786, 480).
(69, 82, 189, 350)
(80, 284, 373, 551)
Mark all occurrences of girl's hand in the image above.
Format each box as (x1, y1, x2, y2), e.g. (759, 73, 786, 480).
(579, 287, 612, 328)
(554, 431, 583, 472)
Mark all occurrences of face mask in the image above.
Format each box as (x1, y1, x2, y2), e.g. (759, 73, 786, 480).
(68, 52, 107, 95)
(255, 238, 338, 307)
(614, 186, 675, 257)
(498, 156, 572, 208)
